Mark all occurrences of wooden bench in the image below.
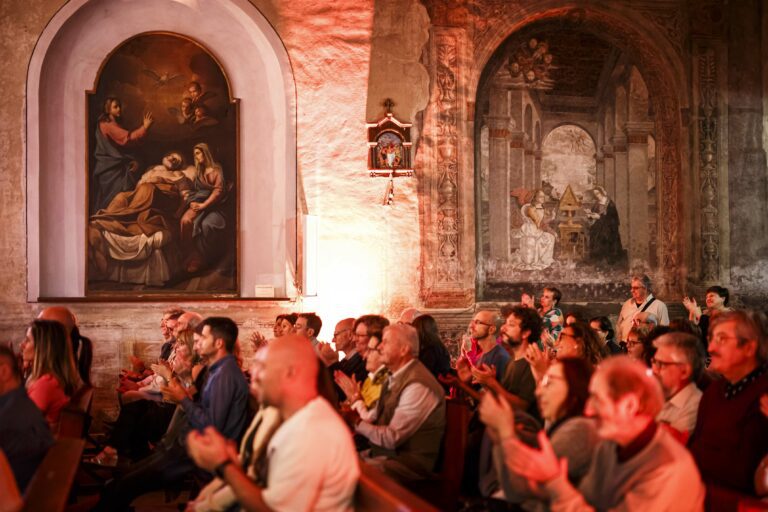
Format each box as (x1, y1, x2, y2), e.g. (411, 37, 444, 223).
(407, 399, 472, 510)
(356, 461, 440, 512)
(22, 438, 85, 512)
(57, 385, 94, 439)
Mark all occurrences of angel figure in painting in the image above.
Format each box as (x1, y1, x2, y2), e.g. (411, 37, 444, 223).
(517, 189, 556, 270)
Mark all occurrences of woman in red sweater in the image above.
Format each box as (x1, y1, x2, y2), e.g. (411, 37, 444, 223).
(23, 319, 81, 432)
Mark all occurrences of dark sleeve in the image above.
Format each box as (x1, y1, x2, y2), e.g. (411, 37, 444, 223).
(502, 360, 537, 407)
(182, 364, 247, 440)
(159, 341, 173, 361)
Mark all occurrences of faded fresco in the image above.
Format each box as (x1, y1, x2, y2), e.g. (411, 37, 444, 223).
(86, 33, 238, 296)
(487, 125, 626, 281)
(476, 25, 658, 301)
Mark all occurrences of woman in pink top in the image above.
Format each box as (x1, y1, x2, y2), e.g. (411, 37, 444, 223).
(23, 320, 81, 432)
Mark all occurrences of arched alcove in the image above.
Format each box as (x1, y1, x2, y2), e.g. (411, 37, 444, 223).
(469, 9, 685, 301)
(26, 0, 296, 300)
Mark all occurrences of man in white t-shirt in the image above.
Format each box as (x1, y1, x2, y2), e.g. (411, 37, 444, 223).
(616, 274, 669, 343)
(187, 334, 359, 512)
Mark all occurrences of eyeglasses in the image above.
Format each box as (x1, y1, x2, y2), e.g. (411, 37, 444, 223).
(650, 357, 685, 369)
(470, 319, 493, 327)
(333, 328, 351, 337)
(708, 333, 741, 346)
(625, 339, 641, 347)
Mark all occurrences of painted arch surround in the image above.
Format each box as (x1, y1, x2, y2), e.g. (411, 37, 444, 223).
(26, 0, 297, 300)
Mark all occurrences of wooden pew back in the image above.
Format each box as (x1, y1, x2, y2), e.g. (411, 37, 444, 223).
(57, 385, 94, 439)
(22, 438, 85, 512)
(356, 462, 440, 512)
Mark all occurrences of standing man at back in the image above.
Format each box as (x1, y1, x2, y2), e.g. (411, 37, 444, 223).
(617, 274, 669, 344)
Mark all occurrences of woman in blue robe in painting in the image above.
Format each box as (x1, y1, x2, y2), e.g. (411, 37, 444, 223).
(179, 143, 228, 273)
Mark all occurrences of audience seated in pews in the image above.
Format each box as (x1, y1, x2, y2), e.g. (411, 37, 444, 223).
(354, 323, 446, 484)
(689, 309, 768, 496)
(526, 321, 606, 386)
(24, 319, 82, 432)
(651, 332, 705, 441)
(186, 334, 359, 511)
(335, 332, 389, 423)
(504, 356, 705, 510)
(479, 357, 599, 510)
(0, 345, 54, 493)
(95, 317, 249, 510)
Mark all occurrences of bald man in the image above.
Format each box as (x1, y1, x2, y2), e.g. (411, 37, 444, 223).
(187, 335, 359, 511)
(38, 306, 92, 385)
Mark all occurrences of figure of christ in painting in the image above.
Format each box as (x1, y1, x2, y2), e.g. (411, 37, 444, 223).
(92, 97, 154, 212)
(88, 152, 191, 287)
(516, 189, 557, 270)
(585, 186, 625, 266)
(179, 143, 228, 274)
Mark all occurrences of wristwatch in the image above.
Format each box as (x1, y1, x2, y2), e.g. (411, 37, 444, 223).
(214, 459, 234, 479)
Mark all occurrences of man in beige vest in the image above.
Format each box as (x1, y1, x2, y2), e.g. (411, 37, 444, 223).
(354, 323, 446, 483)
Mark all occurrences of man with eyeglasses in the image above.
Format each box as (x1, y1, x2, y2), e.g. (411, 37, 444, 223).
(689, 309, 768, 496)
(652, 332, 704, 440)
(616, 274, 669, 344)
(503, 356, 704, 511)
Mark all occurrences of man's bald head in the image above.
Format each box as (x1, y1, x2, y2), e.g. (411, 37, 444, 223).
(176, 311, 204, 337)
(256, 334, 319, 410)
(38, 307, 76, 335)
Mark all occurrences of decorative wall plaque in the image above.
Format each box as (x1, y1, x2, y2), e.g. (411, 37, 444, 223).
(366, 99, 414, 205)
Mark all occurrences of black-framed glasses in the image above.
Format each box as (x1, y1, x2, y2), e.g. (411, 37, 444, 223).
(650, 357, 685, 369)
(470, 319, 493, 327)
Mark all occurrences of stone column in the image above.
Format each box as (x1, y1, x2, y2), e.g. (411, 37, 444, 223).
(611, 135, 629, 249)
(533, 149, 542, 188)
(487, 113, 512, 260)
(602, 144, 615, 200)
(509, 131, 526, 192)
(524, 142, 535, 189)
(595, 151, 605, 187)
(625, 122, 654, 264)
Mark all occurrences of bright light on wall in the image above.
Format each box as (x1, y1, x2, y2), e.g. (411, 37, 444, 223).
(303, 214, 319, 297)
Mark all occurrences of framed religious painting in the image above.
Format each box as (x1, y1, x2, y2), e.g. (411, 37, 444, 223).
(85, 32, 239, 297)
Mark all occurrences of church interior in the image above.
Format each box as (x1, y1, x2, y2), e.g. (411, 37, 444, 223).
(1, 0, 768, 510)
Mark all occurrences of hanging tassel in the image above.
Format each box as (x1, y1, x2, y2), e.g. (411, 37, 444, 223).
(383, 177, 395, 206)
